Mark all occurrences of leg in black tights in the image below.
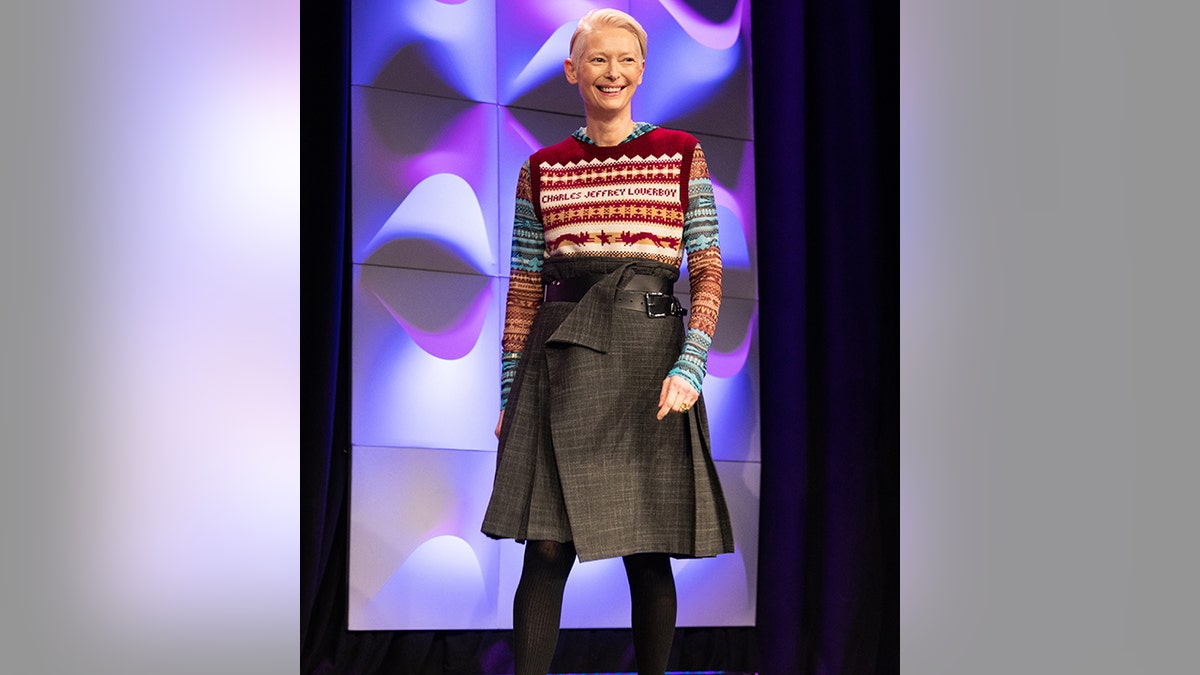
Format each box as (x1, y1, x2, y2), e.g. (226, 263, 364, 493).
(623, 552, 677, 675)
(513, 540, 576, 675)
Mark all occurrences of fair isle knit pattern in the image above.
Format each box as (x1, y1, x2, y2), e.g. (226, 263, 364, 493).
(501, 123, 722, 408)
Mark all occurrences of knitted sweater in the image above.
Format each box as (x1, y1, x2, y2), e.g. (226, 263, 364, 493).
(501, 123, 722, 408)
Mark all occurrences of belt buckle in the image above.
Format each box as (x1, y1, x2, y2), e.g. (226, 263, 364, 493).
(643, 292, 686, 318)
(643, 292, 669, 317)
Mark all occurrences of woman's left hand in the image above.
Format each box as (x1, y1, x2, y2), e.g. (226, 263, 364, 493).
(657, 375, 698, 420)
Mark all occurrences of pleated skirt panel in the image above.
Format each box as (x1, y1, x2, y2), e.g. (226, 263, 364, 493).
(481, 258, 734, 562)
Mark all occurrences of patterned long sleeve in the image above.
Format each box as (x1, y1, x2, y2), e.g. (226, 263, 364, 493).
(500, 160, 545, 409)
(666, 144, 722, 393)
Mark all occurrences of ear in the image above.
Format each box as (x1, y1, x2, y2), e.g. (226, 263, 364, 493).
(564, 58, 578, 84)
(636, 59, 645, 86)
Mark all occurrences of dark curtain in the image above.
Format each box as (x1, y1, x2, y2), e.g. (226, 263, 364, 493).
(301, 1, 897, 673)
(753, 0, 898, 673)
(300, 0, 352, 672)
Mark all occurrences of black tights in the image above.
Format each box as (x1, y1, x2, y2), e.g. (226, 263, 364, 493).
(512, 540, 677, 675)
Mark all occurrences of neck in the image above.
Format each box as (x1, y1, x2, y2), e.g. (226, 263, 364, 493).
(585, 117, 636, 147)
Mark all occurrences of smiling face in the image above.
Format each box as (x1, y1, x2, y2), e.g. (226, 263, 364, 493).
(564, 26, 645, 120)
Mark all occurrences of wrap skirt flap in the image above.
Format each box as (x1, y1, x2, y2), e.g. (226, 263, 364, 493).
(482, 259, 734, 562)
(686, 396, 736, 558)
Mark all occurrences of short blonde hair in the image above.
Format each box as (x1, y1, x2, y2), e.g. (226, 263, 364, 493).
(568, 9, 647, 65)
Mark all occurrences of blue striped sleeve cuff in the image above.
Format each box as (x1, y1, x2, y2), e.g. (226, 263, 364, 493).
(666, 328, 712, 394)
(500, 352, 520, 410)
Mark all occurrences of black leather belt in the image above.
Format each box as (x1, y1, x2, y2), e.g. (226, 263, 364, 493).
(544, 273, 687, 317)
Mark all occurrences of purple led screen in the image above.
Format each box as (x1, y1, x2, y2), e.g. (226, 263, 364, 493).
(348, 0, 758, 630)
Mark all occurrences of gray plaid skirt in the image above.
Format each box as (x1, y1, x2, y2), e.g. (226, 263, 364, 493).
(481, 257, 734, 562)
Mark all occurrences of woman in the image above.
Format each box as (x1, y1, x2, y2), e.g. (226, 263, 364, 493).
(481, 9, 734, 675)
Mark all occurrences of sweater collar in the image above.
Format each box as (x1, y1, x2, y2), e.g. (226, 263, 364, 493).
(572, 122, 658, 146)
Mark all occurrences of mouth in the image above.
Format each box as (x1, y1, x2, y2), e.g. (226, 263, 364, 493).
(597, 85, 625, 95)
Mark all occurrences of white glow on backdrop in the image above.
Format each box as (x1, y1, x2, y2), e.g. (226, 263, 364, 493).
(707, 304, 754, 377)
(633, 2, 744, 124)
(353, 267, 500, 451)
(351, 88, 501, 275)
(353, 0, 497, 102)
(710, 183, 748, 267)
(367, 536, 492, 627)
(715, 202, 751, 270)
(507, 22, 578, 99)
(366, 174, 495, 274)
(398, 0, 497, 101)
(350, 445, 504, 629)
(369, 287, 490, 360)
(658, 0, 747, 49)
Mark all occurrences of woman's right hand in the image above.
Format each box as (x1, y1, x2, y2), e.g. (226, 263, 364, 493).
(494, 410, 504, 439)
